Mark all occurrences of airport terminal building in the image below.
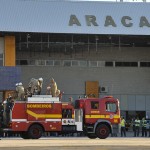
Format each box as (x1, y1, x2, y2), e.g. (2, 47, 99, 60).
(0, 0, 150, 120)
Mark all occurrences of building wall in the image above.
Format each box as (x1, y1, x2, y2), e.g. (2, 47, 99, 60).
(16, 43, 150, 112)
(20, 66, 150, 111)
(20, 66, 150, 95)
(1, 0, 150, 116)
(16, 47, 150, 61)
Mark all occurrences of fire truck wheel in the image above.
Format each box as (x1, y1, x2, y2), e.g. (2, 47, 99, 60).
(87, 133, 97, 139)
(96, 124, 110, 139)
(20, 132, 30, 139)
(28, 124, 43, 139)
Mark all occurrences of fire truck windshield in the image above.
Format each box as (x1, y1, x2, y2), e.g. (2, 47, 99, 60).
(106, 102, 117, 113)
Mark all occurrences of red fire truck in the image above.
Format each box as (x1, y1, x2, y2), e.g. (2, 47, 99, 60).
(2, 95, 120, 139)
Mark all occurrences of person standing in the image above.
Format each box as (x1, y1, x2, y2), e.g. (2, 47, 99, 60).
(120, 116, 126, 137)
(147, 120, 150, 137)
(0, 103, 4, 140)
(5, 94, 13, 124)
(46, 84, 51, 95)
(131, 117, 135, 135)
(37, 78, 43, 95)
(148, 121, 150, 137)
(141, 117, 147, 137)
(28, 78, 43, 95)
(16, 82, 25, 100)
(59, 91, 64, 101)
(134, 117, 140, 137)
(50, 78, 57, 97)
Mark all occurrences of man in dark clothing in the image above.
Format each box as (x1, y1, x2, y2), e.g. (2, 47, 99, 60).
(0, 103, 4, 140)
(147, 120, 150, 137)
(141, 117, 147, 137)
(5, 96, 14, 125)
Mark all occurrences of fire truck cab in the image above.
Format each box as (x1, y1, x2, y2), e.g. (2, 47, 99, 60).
(2, 95, 120, 139)
(75, 96, 120, 139)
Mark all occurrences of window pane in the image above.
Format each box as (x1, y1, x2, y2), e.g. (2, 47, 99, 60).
(106, 102, 117, 112)
(91, 101, 99, 109)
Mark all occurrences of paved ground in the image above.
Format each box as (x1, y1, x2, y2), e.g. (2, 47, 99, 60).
(0, 131, 149, 150)
(0, 137, 150, 150)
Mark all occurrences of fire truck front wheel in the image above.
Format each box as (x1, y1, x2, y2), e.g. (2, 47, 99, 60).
(28, 124, 43, 139)
(87, 133, 97, 139)
(96, 124, 110, 139)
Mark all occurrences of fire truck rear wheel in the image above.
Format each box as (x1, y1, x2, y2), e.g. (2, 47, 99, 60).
(87, 133, 97, 139)
(96, 124, 110, 139)
(28, 124, 43, 139)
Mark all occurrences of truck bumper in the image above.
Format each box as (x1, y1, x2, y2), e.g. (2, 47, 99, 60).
(2, 128, 13, 132)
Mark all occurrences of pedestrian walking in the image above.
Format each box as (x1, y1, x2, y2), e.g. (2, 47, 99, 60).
(134, 117, 140, 137)
(141, 117, 147, 137)
(120, 116, 126, 137)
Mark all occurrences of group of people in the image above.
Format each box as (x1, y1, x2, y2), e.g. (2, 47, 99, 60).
(14, 77, 62, 101)
(0, 93, 14, 129)
(15, 77, 44, 100)
(120, 116, 150, 137)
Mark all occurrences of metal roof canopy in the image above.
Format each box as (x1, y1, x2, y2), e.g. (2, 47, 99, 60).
(0, 0, 150, 35)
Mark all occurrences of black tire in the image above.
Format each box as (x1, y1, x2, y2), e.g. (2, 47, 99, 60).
(28, 124, 43, 139)
(96, 124, 110, 139)
(87, 133, 97, 139)
(20, 132, 30, 139)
